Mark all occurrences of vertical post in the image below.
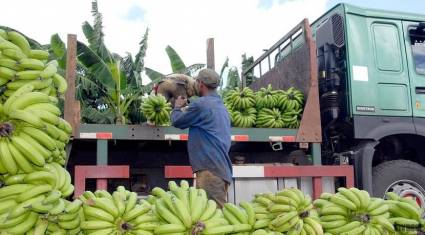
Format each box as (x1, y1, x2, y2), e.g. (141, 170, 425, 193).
(268, 55, 272, 70)
(206, 38, 215, 70)
(64, 34, 80, 137)
(312, 143, 321, 165)
(97, 140, 108, 165)
(312, 177, 323, 199)
(96, 139, 108, 190)
(259, 63, 262, 77)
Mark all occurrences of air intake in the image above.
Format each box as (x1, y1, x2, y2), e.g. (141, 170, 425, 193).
(316, 13, 345, 49)
(331, 14, 344, 47)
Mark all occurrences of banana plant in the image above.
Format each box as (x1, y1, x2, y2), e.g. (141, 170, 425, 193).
(242, 53, 255, 86)
(145, 45, 205, 81)
(64, 0, 155, 124)
(219, 57, 229, 91)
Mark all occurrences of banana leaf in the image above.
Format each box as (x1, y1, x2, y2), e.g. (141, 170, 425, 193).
(182, 63, 205, 76)
(77, 41, 115, 90)
(50, 34, 67, 69)
(166, 45, 186, 73)
(145, 67, 164, 81)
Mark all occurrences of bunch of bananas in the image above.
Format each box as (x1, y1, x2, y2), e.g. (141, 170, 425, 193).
(0, 29, 67, 101)
(218, 202, 255, 234)
(80, 186, 153, 234)
(314, 187, 395, 234)
(0, 162, 74, 197)
(150, 180, 234, 235)
(230, 107, 257, 128)
(281, 110, 302, 129)
(252, 188, 322, 235)
(385, 192, 424, 234)
(275, 87, 304, 113)
(0, 84, 71, 171)
(26, 196, 83, 234)
(256, 108, 286, 128)
(223, 87, 256, 110)
(0, 182, 81, 234)
(255, 85, 279, 109)
(141, 95, 172, 126)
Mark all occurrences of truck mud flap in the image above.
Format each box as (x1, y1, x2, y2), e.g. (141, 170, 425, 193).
(352, 141, 378, 194)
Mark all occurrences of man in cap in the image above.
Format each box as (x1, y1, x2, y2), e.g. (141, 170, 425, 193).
(171, 68, 232, 208)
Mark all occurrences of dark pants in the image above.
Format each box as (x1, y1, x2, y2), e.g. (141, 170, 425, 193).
(195, 170, 229, 208)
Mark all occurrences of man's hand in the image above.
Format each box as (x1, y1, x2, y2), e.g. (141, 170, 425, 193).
(175, 96, 187, 108)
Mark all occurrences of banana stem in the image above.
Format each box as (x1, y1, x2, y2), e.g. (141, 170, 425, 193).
(191, 221, 205, 235)
(0, 122, 14, 137)
(120, 222, 132, 231)
(298, 211, 309, 218)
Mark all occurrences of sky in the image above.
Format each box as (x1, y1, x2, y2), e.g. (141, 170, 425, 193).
(0, 0, 424, 85)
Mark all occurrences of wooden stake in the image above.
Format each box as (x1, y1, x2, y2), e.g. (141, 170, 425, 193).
(64, 34, 80, 137)
(206, 38, 215, 70)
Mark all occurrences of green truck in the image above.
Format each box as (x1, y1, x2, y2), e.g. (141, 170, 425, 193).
(66, 4, 425, 204)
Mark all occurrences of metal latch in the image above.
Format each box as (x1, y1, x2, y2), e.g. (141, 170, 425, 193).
(270, 141, 283, 151)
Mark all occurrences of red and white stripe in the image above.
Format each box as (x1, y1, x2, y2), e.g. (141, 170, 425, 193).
(164, 134, 189, 141)
(231, 135, 249, 141)
(79, 132, 113, 139)
(161, 134, 296, 142)
(164, 134, 249, 142)
(269, 136, 296, 142)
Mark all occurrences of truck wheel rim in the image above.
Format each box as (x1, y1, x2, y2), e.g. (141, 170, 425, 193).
(385, 180, 425, 208)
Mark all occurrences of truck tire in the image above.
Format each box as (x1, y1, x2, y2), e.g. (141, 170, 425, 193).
(372, 160, 425, 207)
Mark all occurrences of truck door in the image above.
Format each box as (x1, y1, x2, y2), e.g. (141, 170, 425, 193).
(403, 22, 425, 119)
(347, 15, 411, 117)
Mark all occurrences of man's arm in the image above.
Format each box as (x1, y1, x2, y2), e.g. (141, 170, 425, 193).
(171, 101, 203, 129)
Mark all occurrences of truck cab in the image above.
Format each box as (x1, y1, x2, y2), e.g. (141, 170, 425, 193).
(313, 4, 425, 204)
(241, 3, 425, 205)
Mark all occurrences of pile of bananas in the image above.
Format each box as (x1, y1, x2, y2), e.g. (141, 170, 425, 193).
(314, 187, 395, 234)
(141, 94, 172, 126)
(223, 85, 304, 128)
(0, 29, 67, 101)
(80, 186, 153, 234)
(0, 29, 80, 234)
(252, 188, 322, 235)
(385, 192, 425, 234)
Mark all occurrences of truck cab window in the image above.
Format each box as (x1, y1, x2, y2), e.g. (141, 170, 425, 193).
(409, 23, 425, 75)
